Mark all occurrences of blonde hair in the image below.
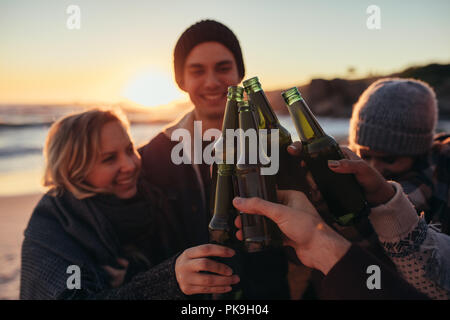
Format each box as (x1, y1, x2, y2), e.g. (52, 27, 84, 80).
(43, 108, 131, 199)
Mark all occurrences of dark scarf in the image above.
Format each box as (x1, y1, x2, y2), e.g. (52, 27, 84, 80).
(26, 179, 175, 273)
(89, 191, 157, 269)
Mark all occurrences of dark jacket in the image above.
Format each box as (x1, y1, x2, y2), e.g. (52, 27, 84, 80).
(139, 114, 210, 250)
(320, 245, 428, 299)
(20, 184, 186, 300)
(139, 109, 291, 299)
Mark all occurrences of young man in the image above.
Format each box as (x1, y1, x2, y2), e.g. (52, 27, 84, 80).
(348, 78, 450, 234)
(140, 20, 244, 247)
(139, 20, 291, 299)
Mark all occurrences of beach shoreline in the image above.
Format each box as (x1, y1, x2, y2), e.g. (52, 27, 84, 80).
(0, 193, 42, 300)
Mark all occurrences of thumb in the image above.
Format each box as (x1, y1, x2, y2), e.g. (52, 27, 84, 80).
(116, 258, 129, 268)
(340, 146, 361, 160)
(232, 197, 286, 225)
(328, 158, 365, 175)
(287, 141, 303, 157)
(102, 265, 119, 277)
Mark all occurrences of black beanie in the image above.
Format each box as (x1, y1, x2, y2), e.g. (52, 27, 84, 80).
(173, 20, 245, 89)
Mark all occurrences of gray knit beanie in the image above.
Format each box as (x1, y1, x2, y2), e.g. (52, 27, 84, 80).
(349, 78, 438, 155)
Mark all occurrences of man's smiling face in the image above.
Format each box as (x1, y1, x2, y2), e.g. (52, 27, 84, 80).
(180, 41, 241, 121)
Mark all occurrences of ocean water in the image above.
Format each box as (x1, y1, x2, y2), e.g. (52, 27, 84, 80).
(0, 115, 448, 196)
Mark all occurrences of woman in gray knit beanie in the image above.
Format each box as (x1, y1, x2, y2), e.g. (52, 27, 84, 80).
(346, 78, 450, 297)
(348, 78, 438, 179)
(349, 77, 438, 156)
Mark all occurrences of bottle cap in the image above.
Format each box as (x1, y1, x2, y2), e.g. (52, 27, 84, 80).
(243, 76, 262, 94)
(282, 87, 303, 106)
(227, 86, 244, 101)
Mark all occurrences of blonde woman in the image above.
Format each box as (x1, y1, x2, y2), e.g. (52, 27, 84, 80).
(20, 109, 239, 299)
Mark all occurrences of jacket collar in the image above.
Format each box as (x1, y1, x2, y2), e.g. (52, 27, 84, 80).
(162, 106, 196, 140)
(161, 106, 208, 213)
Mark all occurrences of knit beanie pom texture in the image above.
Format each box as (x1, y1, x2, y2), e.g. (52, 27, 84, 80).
(349, 78, 438, 155)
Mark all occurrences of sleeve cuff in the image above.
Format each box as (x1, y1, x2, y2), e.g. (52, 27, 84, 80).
(128, 253, 187, 300)
(369, 181, 419, 242)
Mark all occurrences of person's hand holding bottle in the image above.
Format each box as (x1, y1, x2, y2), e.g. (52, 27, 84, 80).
(233, 145, 396, 274)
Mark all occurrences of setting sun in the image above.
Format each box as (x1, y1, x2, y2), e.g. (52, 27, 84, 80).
(122, 67, 185, 107)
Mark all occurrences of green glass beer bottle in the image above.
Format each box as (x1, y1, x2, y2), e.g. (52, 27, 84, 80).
(243, 76, 308, 193)
(208, 86, 244, 300)
(282, 87, 369, 226)
(209, 86, 243, 246)
(235, 100, 282, 252)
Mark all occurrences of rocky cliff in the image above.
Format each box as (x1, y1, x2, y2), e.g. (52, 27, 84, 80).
(266, 63, 450, 119)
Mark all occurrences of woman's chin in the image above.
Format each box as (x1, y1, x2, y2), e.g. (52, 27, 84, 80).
(114, 185, 138, 199)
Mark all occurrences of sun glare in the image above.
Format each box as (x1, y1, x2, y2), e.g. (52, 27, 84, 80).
(122, 68, 184, 107)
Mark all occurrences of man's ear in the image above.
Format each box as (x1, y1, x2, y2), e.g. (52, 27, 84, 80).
(178, 79, 186, 92)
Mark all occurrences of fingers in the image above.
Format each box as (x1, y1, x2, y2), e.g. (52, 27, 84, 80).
(102, 265, 119, 277)
(116, 258, 129, 268)
(184, 244, 235, 260)
(276, 189, 310, 204)
(234, 216, 243, 240)
(235, 214, 242, 229)
(340, 146, 361, 160)
(287, 141, 303, 156)
(232, 196, 286, 224)
(178, 267, 239, 295)
(175, 246, 241, 295)
(235, 229, 243, 241)
(184, 285, 233, 295)
(189, 270, 239, 287)
(327, 158, 366, 175)
(326, 151, 394, 206)
(233, 191, 317, 231)
(102, 265, 126, 288)
(189, 258, 233, 276)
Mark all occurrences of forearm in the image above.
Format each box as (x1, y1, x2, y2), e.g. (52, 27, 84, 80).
(56, 255, 186, 300)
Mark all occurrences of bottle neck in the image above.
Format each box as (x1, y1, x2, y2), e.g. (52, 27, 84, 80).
(244, 78, 279, 129)
(216, 98, 240, 164)
(287, 98, 325, 142)
(249, 90, 279, 129)
(238, 105, 259, 166)
(238, 105, 258, 133)
(222, 99, 240, 132)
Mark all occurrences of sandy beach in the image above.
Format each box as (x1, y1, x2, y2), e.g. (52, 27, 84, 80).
(0, 193, 42, 300)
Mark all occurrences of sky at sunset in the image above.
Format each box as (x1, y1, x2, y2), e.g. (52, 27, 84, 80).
(1, 0, 449, 107)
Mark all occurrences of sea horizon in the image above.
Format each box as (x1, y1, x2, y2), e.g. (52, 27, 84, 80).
(1, 113, 450, 198)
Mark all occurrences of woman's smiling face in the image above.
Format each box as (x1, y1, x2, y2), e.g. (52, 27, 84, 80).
(85, 120, 141, 199)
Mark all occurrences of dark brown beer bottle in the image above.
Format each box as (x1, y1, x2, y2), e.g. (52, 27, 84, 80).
(235, 100, 282, 252)
(282, 87, 369, 226)
(243, 76, 308, 193)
